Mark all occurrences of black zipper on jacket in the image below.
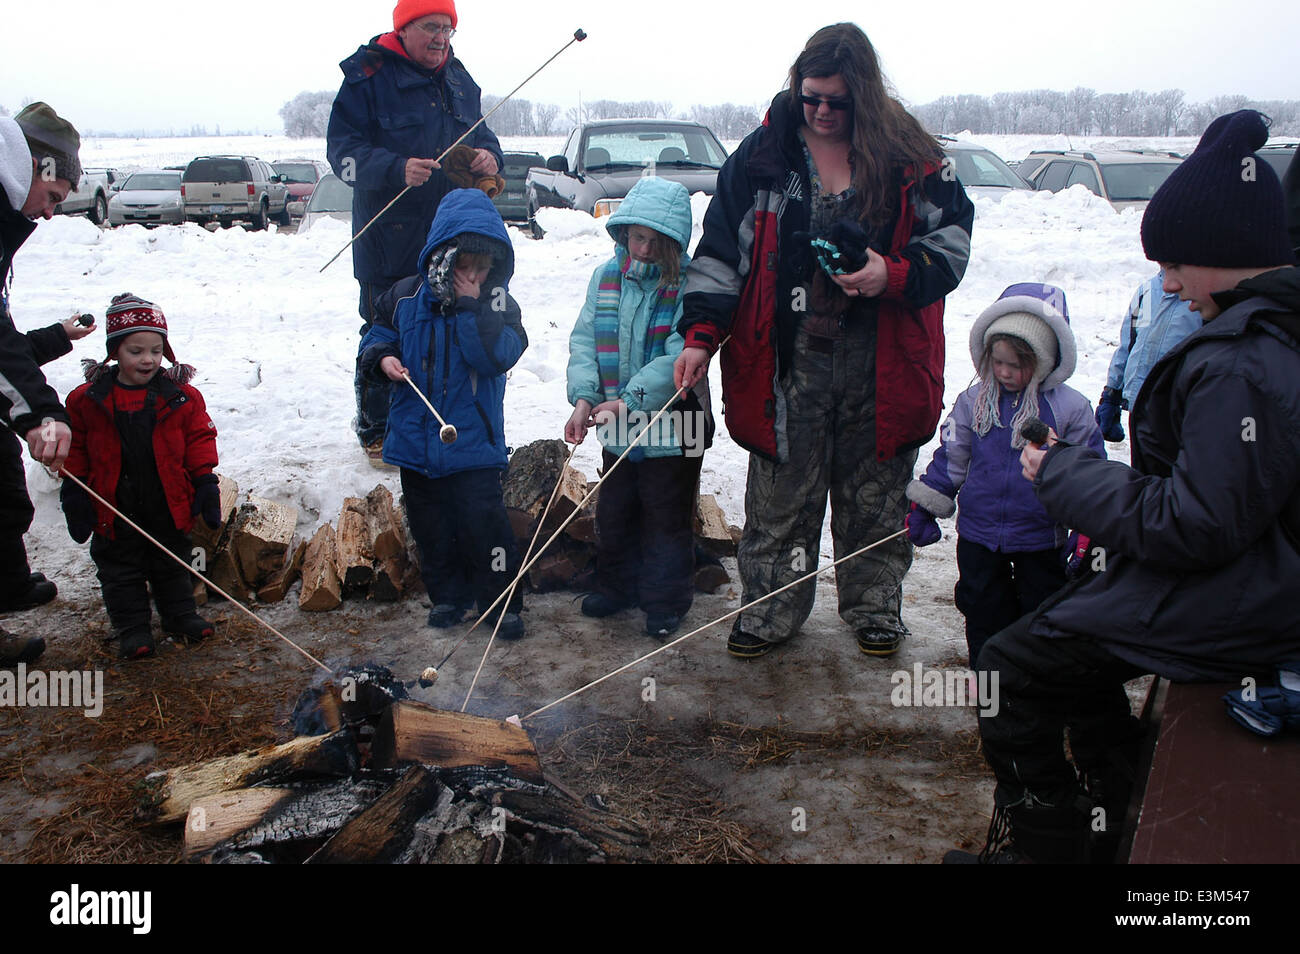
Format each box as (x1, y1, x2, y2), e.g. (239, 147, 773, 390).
(474, 400, 495, 446)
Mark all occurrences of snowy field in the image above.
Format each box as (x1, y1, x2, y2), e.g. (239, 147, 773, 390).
(13, 133, 1162, 604)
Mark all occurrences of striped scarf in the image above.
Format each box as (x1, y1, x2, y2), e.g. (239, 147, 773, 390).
(593, 251, 679, 401)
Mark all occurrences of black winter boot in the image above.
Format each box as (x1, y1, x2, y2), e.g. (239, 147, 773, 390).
(163, 614, 215, 644)
(944, 787, 1092, 864)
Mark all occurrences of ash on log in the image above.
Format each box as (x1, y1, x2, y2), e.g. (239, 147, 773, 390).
(138, 730, 359, 825)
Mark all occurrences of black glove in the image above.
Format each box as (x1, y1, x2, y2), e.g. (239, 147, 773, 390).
(192, 474, 223, 529)
(60, 480, 95, 544)
(1095, 386, 1125, 442)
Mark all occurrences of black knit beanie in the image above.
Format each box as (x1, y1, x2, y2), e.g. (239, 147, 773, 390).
(1142, 110, 1294, 268)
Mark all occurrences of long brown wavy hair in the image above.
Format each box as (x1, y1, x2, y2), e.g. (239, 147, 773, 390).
(787, 23, 941, 228)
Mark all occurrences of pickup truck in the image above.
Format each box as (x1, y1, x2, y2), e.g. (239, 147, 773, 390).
(54, 168, 123, 225)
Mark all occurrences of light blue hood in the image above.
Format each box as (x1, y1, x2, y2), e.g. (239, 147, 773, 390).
(605, 176, 693, 254)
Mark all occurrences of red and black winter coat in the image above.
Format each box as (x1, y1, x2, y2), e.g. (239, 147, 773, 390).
(65, 369, 218, 539)
(679, 90, 974, 463)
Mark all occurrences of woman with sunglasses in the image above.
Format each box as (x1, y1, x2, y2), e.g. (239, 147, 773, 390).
(674, 23, 973, 660)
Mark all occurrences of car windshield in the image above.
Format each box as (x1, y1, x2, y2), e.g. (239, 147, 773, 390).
(1099, 162, 1181, 202)
(945, 149, 1026, 189)
(123, 173, 180, 191)
(273, 163, 320, 184)
(306, 175, 352, 213)
(583, 126, 727, 171)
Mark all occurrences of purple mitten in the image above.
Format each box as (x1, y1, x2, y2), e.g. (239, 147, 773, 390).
(906, 502, 941, 547)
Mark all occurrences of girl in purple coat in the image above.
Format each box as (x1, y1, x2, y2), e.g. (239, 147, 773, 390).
(905, 284, 1103, 667)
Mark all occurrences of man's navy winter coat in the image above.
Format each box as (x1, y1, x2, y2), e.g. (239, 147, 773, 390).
(326, 35, 503, 286)
(359, 189, 526, 478)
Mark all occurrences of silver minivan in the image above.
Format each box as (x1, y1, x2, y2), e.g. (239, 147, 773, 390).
(182, 155, 290, 230)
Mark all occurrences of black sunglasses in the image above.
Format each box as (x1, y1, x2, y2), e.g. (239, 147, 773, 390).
(799, 93, 852, 112)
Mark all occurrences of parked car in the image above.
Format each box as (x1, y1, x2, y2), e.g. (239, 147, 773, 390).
(1258, 141, 1297, 182)
(526, 119, 728, 229)
(298, 173, 352, 232)
(54, 168, 123, 225)
(936, 137, 1030, 201)
(107, 170, 184, 227)
(182, 155, 290, 230)
(1018, 149, 1183, 211)
(273, 159, 331, 218)
(493, 151, 545, 222)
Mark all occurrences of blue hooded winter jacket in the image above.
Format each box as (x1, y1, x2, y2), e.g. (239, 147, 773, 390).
(359, 189, 526, 478)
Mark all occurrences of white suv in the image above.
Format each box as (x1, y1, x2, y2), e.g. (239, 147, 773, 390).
(182, 156, 290, 230)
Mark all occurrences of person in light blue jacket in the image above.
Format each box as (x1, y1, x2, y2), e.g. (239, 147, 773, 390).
(565, 177, 713, 638)
(1094, 271, 1200, 441)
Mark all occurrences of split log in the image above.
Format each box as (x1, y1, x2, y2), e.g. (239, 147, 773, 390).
(566, 514, 597, 544)
(696, 493, 739, 558)
(190, 473, 239, 560)
(231, 495, 299, 587)
(363, 485, 405, 561)
(138, 730, 359, 825)
(208, 548, 251, 603)
(502, 439, 571, 512)
(256, 537, 306, 604)
(537, 465, 590, 538)
(185, 779, 387, 861)
(306, 765, 443, 864)
(506, 507, 536, 545)
(334, 496, 374, 592)
(371, 701, 543, 784)
(299, 523, 342, 611)
(528, 550, 590, 592)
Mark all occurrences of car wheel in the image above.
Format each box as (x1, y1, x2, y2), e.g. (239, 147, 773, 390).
(527, 204, 545, 240)
(250, 201, 268, 231)
(276, 197, 292, 226)
(89, 193, 108, 226)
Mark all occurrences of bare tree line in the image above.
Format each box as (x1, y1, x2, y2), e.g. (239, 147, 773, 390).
(278, 90, 765, 140)
(912, 88, 1300, 137)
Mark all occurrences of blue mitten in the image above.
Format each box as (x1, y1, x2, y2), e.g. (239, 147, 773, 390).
(1222, 666, 1300, 737)
(1095, 387, 1125, 442)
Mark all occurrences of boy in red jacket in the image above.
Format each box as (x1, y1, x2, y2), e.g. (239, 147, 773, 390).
(61, 294, 222, 659)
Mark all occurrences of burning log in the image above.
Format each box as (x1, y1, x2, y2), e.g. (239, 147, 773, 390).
(138, 730, 359, 825)
(306, 765, 443, 863)
(372, 701, 544, 784)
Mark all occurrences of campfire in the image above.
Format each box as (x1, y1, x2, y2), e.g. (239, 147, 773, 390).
(136, 667, 649, 863)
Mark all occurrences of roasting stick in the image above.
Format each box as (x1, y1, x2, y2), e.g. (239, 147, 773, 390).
(400, 372, 457, 443)
(515, 528, 910, 723)
(59, 471, 332, 674)
(456, 441, 581, 709)
(321, 28, 589, 274)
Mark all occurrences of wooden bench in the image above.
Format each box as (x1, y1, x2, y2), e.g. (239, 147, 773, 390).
(1122, 678, 1300, 863)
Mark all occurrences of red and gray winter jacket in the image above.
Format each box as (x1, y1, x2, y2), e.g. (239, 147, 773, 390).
(65, 369, 219, 539)
(679, 91, 973, 462)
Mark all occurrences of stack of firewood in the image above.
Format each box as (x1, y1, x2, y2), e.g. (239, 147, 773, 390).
(137, 667, 650, 864)
(194, 478, 415, 612)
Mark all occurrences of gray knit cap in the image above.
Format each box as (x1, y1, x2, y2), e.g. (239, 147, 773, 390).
(14, 102, 82, 187)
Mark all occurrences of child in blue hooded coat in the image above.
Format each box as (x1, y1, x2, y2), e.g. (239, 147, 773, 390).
(361, 188, 528, 638)
(905, 284, 1103, 668)
(565, 177, 713, 638)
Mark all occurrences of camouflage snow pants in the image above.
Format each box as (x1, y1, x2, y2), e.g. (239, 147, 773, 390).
(736, 324, 917, 644)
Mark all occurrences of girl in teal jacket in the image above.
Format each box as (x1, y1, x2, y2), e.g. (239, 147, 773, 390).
(565, 176, 712, 638)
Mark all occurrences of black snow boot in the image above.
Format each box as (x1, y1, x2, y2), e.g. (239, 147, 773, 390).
(163, 614, 215, 644)
(944, 787, 1092, 864)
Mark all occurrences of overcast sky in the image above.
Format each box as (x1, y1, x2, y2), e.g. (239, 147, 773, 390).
(4, 0, 1294, 134)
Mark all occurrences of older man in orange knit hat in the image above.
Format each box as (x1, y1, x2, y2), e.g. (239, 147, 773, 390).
(327, 0, 503, 465)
